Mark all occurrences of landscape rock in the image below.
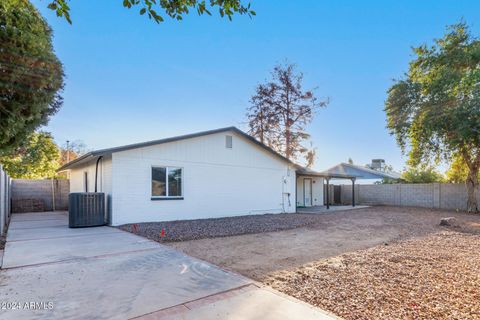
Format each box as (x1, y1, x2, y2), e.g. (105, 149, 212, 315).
(440, 217, 459, 227)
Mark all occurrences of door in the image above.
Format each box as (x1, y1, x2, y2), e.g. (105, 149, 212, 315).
(303, 178, 312, 207)
(334, 185, 341, 204)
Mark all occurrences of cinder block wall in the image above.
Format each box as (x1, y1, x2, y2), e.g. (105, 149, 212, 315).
(341, 183, 480, 211)
(11, 179, 69, 212)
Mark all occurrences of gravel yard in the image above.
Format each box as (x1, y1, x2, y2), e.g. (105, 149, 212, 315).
(164, 206, 480, 279)
(122, 206, 480, 319)
(118, 212, 326, 242)
(121, 206, 480, 280)
(265, 231, 480, 320)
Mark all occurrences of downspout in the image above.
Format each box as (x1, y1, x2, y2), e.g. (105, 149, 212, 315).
(94, 156, 103, 193)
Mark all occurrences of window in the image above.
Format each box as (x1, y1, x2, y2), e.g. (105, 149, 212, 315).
(225, 135, 233, 148)
(152, 167, 183, 199)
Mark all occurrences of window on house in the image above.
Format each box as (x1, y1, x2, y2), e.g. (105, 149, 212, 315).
(225, 135, 233, 148)
(152, 167, 183, 198)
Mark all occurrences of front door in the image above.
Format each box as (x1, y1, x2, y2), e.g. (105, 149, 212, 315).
(304, 178, 312, 207)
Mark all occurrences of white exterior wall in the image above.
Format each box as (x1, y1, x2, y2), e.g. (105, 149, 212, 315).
(69, 155, 112, 194)
(110, 131, 296, 225)
(69, 155, 113, 219)
(296, 177, 324, 207)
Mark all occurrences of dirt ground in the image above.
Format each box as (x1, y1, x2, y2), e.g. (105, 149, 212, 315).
(265, 231, 480, 320)
(167, 206, 480, 280)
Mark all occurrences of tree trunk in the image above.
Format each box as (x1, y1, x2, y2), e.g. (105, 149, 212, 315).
(466, 167, 479, 213)
(285, 126, 291, 159)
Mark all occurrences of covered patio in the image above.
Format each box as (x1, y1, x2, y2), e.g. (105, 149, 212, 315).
(295, 167, 358, 210)
(295, 163, 400, 211)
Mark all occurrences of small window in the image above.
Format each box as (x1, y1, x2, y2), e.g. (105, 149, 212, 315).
(84, 172, 88, 192)
(152, 167, 183, 198)
(225, 135, 233, 148)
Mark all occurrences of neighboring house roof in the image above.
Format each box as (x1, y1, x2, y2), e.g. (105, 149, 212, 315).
(58, 127, 296, 171)
(319, 162, 401, 180)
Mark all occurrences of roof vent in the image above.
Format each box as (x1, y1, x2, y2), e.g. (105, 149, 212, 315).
(225, 135, 233, 148)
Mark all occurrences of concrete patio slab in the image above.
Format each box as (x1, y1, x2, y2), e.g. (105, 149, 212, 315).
(0, 246, 250, 320)
(7, 225, 120, 242)
(2, 231, 160, 268)
(148, 285, 338, 320)
(10, 211, 67, 222)
(0, 212, 337, 320)
(297, 205, 369, 214)
(7, 219, 67, 229)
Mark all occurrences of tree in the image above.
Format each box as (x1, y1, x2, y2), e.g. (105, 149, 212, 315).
(246, 84, 280, 150)
(446, 154, 480, 183)
(305, 142, 317, 168)
(247, 63, 328, 162)
(385, 22, 480, 212)
(0, 0, 64, 153)
(46, 0, 255, 24)
(401, 166, 445, 184)
(348, 158, 354, 165)
(0, 132, 60, 179)
(60, 140, 87, 166)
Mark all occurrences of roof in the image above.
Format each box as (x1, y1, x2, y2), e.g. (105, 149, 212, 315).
(296, 167, 356, 179)
(319, 162, 401, 180)
(58, 127, 295, 171)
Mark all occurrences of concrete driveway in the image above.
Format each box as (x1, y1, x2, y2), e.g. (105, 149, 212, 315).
(0, 212, 337, 320)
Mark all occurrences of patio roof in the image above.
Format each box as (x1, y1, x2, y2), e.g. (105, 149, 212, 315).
(319, 162, 401, 180)
(295, 166, 356, 179)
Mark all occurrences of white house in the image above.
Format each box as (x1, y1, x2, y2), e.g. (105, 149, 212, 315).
(59, 127, 334, 225)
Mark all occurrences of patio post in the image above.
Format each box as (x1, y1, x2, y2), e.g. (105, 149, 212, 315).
(351, 177, 356, 207)
(326, 178, 330, 209)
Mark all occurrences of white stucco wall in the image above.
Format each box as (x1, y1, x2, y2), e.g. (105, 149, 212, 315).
(69, 155, 112, 194)
(68, 155, 113, 220)
(296, 177, 324, 207)
(110, 130, 296, 225)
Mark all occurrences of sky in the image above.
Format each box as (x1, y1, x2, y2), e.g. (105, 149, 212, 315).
(32, 0, 480, 172)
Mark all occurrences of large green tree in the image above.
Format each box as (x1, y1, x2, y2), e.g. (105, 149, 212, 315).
(0, 0, 64, 153)
(0, 132, 60, 179)
(446, 154, 480, 183)
(47, 0, 255, 24)
(385, 22, 480, 212)
(401, 166, 445, 184)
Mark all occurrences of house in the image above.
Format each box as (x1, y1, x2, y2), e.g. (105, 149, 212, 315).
(58, 127, 352, 225)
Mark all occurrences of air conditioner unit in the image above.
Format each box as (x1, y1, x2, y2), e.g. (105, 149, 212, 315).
(68, 193, 105, 228)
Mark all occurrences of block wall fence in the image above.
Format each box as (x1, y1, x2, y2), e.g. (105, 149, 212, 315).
(341, 183, 480, 211)
(11, 179, 69, 213)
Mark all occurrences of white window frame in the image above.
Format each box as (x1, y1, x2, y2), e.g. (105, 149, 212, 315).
(151, 166, 184, 199)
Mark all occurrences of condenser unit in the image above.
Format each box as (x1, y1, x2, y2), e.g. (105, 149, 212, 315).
(68, 193, 105, 228)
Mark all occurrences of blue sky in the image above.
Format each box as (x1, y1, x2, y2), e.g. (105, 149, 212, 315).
(33, 0, 480, 172)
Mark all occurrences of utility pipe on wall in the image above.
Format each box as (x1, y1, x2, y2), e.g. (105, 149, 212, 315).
(94, 156, 103, 193)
